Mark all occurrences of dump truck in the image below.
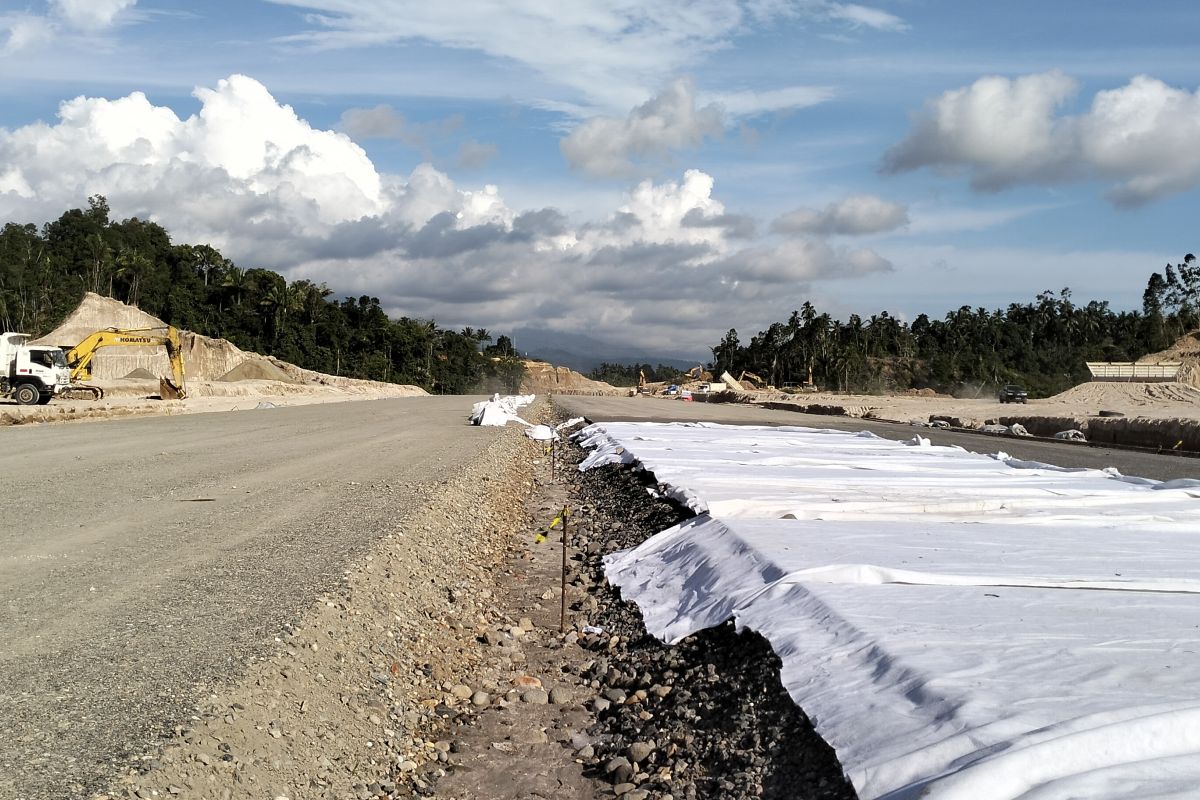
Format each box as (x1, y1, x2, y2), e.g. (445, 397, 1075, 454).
(1, 332, 72, 404)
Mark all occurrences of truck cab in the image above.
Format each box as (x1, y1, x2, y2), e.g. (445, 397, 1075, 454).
(1, 332, 71, 405)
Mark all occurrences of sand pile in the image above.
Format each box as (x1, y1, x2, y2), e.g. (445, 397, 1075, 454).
(219, 360, 297, 383)
(1046, 381, 1200, 407)
(33, 292, 425, 396)
(1139, 331, 1200, 387)
(518, 360, 622, 395)
(264, 358, 412, 393)
(34, 293, 253, 381)
(34, 293, 174, 379)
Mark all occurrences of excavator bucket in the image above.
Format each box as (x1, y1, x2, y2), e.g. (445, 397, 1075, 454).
(159, 377, 187, 400)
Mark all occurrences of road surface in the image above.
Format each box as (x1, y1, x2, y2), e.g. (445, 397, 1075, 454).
(0, 397, 499, 800)
(554, 395, 1200, 482)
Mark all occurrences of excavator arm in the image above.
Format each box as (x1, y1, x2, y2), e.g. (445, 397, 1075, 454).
(65, 327, 187, 399)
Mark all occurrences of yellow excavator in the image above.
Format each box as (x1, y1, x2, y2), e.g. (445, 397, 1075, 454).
(737, 370, 767, 390)
(65, 326, 188, 400)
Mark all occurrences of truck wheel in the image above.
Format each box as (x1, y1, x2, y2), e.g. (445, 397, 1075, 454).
(14, 383, 41, 405)
(36, 391, 52, 405)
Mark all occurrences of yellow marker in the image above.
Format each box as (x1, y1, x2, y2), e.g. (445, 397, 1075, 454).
(535, 506, 570, 544)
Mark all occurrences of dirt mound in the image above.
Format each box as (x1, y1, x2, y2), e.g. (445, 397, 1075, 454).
(518, 360, 622, 395)
(34, 292, 167, 346)
(121, 368, 158, 380)
(32, 293, 426, 395)
(32, 292, 253, 381)
(1139, 330, 1200, 386)
(1046, 381, 1200, 407)
(218, 359, 297, 383)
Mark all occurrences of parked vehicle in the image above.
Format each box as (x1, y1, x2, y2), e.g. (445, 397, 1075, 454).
(998, 384, 1028, 404)
(0, 332, 72, 405)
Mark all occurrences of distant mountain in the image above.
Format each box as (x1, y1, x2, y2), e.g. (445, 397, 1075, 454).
(508, 327, 701, 373)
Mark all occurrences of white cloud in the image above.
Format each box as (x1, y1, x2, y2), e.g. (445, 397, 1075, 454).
(883, 71, 1079, 189)
(773, 194, 909, 235)
(561, 79, 724, 178)
(884, 71, 1200, 207)
(1, 13, 54, 54)
(0, 74, 386, 252)
(268, 0, 901, 113)
(2, 0, 135, 54)
(51, 0, 137, 31)
(824, 3, 908, 32)
(706, 85, 835, 116)
(1080, 76, 1200, 207)
(0, 75, 892, 355)
(560, 79, 836, 180)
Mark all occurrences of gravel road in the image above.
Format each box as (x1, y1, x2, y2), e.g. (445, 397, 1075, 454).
(0, 397, 502, 800)
(554, 396, 1200, 482)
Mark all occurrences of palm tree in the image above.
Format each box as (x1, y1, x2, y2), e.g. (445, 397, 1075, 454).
(222, 266, 247, 307)
(114, 248, 151, 306)
(260, 279, 290, 344)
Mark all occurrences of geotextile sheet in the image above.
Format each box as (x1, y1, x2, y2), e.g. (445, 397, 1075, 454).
(580, 422, 1200, 800)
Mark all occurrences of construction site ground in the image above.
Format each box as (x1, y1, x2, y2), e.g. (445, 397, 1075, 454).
(4, 390, 1200, 800)
(0, 397, 531, 800)
(0, 379, 424, 426)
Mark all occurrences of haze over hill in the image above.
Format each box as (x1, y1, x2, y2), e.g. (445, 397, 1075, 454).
(510, 327, 699, 373)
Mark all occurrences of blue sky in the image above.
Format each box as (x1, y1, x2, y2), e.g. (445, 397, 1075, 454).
(1, 1, 1198, 356)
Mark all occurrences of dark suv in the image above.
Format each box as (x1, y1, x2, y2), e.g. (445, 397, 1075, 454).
(998, 384, 1028, 404)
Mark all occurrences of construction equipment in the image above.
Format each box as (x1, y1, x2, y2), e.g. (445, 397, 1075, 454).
(683, 365, 712, 383)
(1, 332, 72, 404)
(65, 327, 188, 400)
(737, 370, 767, 390)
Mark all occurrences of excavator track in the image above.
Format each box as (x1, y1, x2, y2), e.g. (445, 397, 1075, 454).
(62, 384, 104, 401)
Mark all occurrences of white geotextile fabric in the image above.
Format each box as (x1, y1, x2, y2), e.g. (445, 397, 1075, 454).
(469, 393, 536, 426)
(580, 421, 1200, 800)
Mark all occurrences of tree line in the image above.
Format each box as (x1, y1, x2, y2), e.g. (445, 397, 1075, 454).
(710, 257, 1200, 398)
(0, 196, 524, 393)
(587, 362, 690, 387)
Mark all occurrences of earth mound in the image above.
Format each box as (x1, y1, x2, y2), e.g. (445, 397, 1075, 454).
(1138, 330, 1200, 387)
(32, 292, 425, 395)
(219, 360, 298, 383)
(1046, 381, 1200, 407)
(518, 360, 622, 395)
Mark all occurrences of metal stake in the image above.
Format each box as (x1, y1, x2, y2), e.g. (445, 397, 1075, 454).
(560, 507, 568, 633)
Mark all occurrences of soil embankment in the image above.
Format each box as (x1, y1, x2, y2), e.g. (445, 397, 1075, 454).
(519, 360, 623, 396)
(5, 292, 425, 425)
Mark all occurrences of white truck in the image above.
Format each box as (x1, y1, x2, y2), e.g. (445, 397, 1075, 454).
(1, 332, 72, 405)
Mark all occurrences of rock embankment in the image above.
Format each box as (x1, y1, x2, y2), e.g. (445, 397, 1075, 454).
(564, 459, 857, 800)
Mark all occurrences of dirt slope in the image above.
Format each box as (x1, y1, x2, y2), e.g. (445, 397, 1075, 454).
(31, 292, 424, 396)
(519, 359, 622, 395)
(1138, 330, 1200, 386)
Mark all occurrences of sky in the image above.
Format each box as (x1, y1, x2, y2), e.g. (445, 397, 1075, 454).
(2, 1, 1199, 358)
